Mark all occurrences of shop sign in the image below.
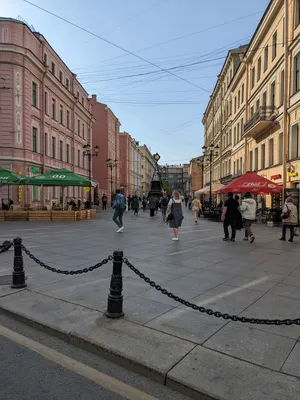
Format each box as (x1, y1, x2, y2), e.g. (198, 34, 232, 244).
(288, 172, 298, 178)
(271, 174, 281, 180)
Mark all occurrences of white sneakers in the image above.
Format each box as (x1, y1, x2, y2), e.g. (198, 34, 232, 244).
(116, 227, 124, 233)
(172, 237, 179, 241)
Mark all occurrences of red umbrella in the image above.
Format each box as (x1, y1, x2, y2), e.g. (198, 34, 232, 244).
(216, 171, 282, 194)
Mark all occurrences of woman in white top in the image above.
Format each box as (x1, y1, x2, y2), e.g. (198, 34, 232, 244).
(166, 190, 184, 241)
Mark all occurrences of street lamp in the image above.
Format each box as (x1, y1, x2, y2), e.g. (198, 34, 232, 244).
(202, 144, 219, 208)
(83, 144, 99, 204)
(106, 158, 118, 201)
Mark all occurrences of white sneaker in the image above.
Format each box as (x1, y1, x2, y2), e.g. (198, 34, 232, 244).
(172, 237, 179, 241)
(117, 227, 124, 233)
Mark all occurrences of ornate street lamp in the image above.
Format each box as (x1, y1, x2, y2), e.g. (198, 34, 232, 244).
(106, 158, 119, 201)
(202, 144, 219, 208)
(83, 144, 99, 204)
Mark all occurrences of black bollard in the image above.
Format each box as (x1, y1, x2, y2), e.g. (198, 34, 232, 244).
(105, 250, 124, 318)
(11, 237, 27, 289)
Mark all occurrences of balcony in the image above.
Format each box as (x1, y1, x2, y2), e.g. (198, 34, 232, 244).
(244, 106, 277, 139)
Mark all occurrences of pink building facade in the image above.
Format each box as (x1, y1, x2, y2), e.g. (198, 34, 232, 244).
(0, 18, 93, 206)
(119, 132, 132, 197)
(90, 95, 120, 201)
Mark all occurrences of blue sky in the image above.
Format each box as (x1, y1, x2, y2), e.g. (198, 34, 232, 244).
(2, 0, 270, 164)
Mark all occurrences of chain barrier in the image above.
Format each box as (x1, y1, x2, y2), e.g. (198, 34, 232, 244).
(0, 240, 12, 254)
(123, 258, 300, 326)
(21, 244, 113, 275)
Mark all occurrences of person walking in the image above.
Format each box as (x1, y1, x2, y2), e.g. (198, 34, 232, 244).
(184, 194, 189, 207)
(280, 197, 298, 242)
(131, 194, 139, 216)
(191, 195, 201, 223)
(148, 195, 156, 218)
(160, 192, 169, 222)
(142, 196, 147, 212)
(101, 194, 108, 210)
(166, 190, 184, 241)
(240, 192, 256, 243)
(221, 192, 239, 242)
(112, 189, 126, 233)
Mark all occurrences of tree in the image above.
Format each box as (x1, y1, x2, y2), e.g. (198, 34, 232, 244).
(162, 180, 172, 196)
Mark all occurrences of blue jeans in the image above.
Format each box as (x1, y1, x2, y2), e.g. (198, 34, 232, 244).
(113, 210, 123, 228)
(161, 207, 167, 221)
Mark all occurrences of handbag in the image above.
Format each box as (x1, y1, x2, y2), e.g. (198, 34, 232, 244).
(282, 205, 291, 220)
(166, 200, 174, 221)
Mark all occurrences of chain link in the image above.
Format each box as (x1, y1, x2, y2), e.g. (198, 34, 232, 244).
(0, 241, 12, 254)
(123, 258, 300, 326)
(21, 244, 113, 275)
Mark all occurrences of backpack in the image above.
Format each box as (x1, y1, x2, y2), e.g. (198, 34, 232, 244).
(161, 196, 169, 207)
(116, 194, 126, 210)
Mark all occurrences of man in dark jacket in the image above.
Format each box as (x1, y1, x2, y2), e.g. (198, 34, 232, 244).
(221, 192, 239, 242)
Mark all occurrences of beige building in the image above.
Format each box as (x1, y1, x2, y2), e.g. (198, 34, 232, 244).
(203, 0, 300, 206)
(138, 145, 156, 195)
(188, 156, 204, 192)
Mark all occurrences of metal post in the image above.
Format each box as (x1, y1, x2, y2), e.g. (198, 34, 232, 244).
(11, 237, 27, 288)
(105, 250, 124, 318)
(88, 153, 92, 204)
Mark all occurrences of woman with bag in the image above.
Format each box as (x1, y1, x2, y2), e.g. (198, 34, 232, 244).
(166, 190, 184, 241)
(191, 195, 201, 223)
(280, 197, 298, 242)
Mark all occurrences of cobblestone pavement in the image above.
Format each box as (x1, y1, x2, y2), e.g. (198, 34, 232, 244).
(1, 207, 300, 399)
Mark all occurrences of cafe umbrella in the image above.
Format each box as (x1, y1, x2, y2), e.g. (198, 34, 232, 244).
(0, 167, 24, 185)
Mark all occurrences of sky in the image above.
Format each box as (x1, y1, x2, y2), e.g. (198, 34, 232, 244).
(2, 0, 270, 164)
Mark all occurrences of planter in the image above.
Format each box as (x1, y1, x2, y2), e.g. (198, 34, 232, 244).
(0, 211, 5, 221)
(28, 211, 51, 222)
(5, 211, 28, 221)
(90, 209, 96, 219)
(51, 211, 77, 222)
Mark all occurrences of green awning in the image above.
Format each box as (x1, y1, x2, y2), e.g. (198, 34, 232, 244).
(24, 168, 91, 187)
(0, 167, 24, 185)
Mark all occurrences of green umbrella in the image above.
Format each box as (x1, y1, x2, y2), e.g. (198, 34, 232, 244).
(24, 168, 91, 186)
(0, 167, 24, 185)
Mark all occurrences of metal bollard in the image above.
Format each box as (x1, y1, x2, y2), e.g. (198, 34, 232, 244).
(11, 237, 27, 289)
(105, 250, 124, 318)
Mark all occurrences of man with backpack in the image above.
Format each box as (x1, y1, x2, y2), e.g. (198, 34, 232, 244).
(112, 189, 127, 232)
(160, 192, 169, 222)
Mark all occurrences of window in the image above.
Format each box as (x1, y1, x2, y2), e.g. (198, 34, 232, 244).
(82, 153, 85, 169)
(33, 186, 38, 202)
(237, 159, 239, 174)
(269, 138, 274, 166)
(238, 90, 240, 108)
(81, 97, 84, 106)
(257, 57, 261, 81)
(32, 127, 37, 152)
(67, 110, 70, 129)
(78, 119, 80, 135)
(264, 46, 268, 72)
(251, 67, 255, 89)
(234, 126, 237, 144)
(241, 84, 245, 103)
(45, 132, 48, 156)
(290, 124, 299, 159)
(256, 98, 260, 110)
(65, 78, 69, 90)
(52, 137, 56, 159)
(60, 140, 63, 161)
(262, 91, 267, 107)
(278, 132, 283, 164)
(237, 122, 240, 142)
(77, 150, 80, 167)
(241, 118, 244, 138)
(295, 53, 300, 93)
(66, 144, 70, 163)
(59, 71, 63, 82)
(44, 91, 48, 114)
(254, 148, 258, 171)
(270, 81, 276, 107)
(234, 161, 236, 175)
(43, 53, 47, 65)
(52, 98, 56, 119)
(272, 31, 277, 60)
(234, 96, 237, 113)
(250, 106, 254, 117)
(280, 69, 285, 105)
(295, 0, 300, 27)
(60, 105, 64, 124)
(77, 91, 79, 99)
(51, 61, 55, 75)
(240, 157, 243, 174)
(82, 124, 85, 139)
(32, 82, 38, 108)
(261, 144, 266, 169)
(283, 17, 285, 47)
(249, 151, 253, 171)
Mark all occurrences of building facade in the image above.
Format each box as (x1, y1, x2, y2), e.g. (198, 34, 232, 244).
(90, 95, 120, 201)
(188, 156, 204, 192)
(139, 145, 156, 195)
(130, 138, 142, 195)
(160, 164, 189, 193)
(203, 0, 300, 206)
(119, 132, 132, 197)
(0, 18, 93, 206)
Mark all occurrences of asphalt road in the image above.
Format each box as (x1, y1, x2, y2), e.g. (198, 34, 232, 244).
(0, 313, 192, 400)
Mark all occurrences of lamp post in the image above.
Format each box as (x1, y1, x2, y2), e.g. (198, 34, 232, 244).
(106, 158, 118, 201)
(202, 144, 219, 208)
(83, 144, 99, 204)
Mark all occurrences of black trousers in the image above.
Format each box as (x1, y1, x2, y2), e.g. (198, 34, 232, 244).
(150, 208, 155, 217)
(282, 225, 294, 239)
(102, 202, 107, 210)
(224, 217, 236, 239)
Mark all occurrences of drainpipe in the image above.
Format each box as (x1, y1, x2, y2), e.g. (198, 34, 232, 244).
(40, 41, 47, 205)
(71, 73, 76, 173)
(282, 0, 289, 195)
(244, 61, 250, 172)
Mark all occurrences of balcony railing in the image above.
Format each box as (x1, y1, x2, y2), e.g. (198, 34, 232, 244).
(244, 106, 277, 138)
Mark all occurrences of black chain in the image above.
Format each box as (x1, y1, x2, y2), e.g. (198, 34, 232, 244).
(123, 258, 300, 326)
(0, 241, 12, 254)
(21, 244, 113, 275)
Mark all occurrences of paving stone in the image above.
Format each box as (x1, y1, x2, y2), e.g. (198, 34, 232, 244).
(281, 342, 300, 377)
(204, 322, 296, 370)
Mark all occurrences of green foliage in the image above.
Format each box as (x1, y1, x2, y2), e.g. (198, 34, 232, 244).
(162, 180, 172, 196)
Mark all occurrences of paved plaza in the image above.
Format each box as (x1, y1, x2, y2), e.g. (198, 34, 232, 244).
(1, 208, 300, 399)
